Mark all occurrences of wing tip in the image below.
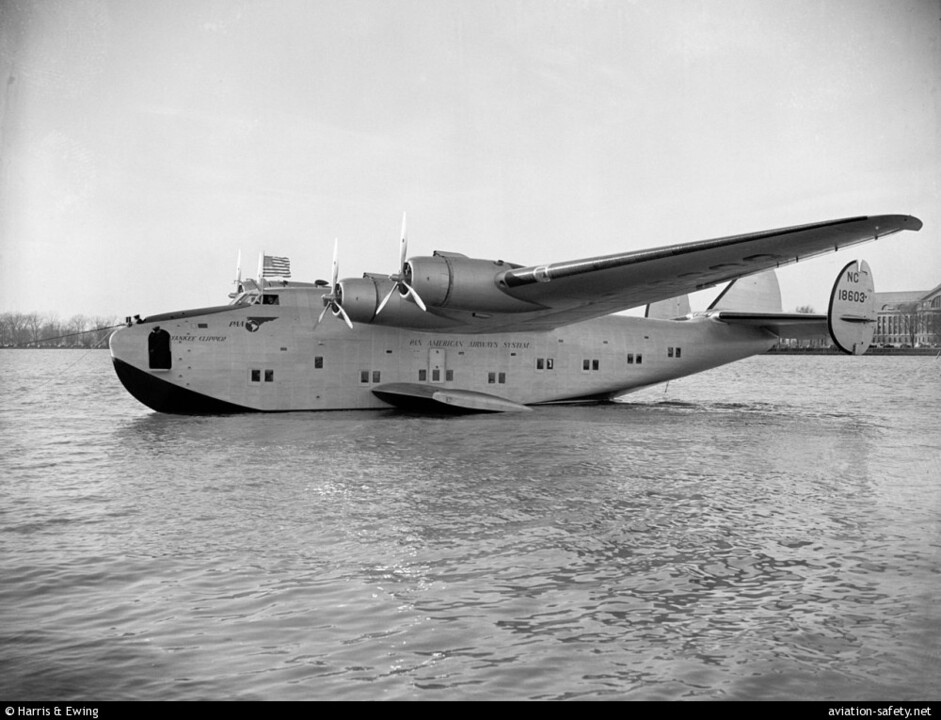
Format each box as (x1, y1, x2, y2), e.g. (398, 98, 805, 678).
(873, 214, 922, 233)
(906, 215, 923, 232)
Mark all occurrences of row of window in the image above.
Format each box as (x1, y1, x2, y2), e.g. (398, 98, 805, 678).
(254, 346, 684, 384)
(584, 350, 673, 368)
(417, 368, 454, 382)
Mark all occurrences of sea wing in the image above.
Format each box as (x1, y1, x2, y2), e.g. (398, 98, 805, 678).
(481, 215, 920, 330)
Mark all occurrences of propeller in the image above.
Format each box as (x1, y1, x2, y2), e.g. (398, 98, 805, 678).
(316, 238, 354, 330)
(376, 212, 427, 314)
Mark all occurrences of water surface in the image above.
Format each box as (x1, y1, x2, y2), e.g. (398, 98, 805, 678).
(1, 350, 938, 700)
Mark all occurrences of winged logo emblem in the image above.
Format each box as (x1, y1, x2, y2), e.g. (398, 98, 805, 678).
(244, 317, 278, 333)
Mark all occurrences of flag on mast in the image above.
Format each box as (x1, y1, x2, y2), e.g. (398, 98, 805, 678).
(262, 255, 291, 278)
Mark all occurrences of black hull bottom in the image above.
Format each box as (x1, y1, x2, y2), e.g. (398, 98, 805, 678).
(112, 358, 252, 414)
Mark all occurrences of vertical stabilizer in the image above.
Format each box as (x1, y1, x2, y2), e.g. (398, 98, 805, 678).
(708, 270, 782, 313)
(645, 294, 691, 319)
(828, 260, 875, 355)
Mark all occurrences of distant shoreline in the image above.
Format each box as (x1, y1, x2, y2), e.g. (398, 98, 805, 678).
(768, 347, 940, 356)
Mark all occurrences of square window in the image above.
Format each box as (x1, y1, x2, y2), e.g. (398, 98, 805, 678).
(251, 369, 260, 382)
(360, 370, 369, 383)
(546, 358, 554, 370)
(314, 356, 323, 369)
(446, 369, 454, 381)
(536, 358, 544, 370)
(637, 354, 643, 364)
(675, 347, 682, 358)
(488, 372, 496, 384)
(627, 353, 634, 364)
(418, 369, 427, 381)
(498, 372, 506, 383)
(592, 359, 599, 371)
(432, 369, 440, 381)
(264, 369, 274, 382)
(668, 347, 674, 358)
(372, 370, 381, 383)
(583, 359, 590, 371)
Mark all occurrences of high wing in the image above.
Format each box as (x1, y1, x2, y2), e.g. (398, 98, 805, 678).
(463, 214, 922, 331)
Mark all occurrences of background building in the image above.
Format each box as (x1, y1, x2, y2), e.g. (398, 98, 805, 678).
(874, 285, 941, 348)
(772, 283, 941, 351)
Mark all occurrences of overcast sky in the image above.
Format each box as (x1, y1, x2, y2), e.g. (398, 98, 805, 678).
(1, 0, 938, 320)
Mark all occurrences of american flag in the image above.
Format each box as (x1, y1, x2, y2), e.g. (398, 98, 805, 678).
(262, 255, 291, 278)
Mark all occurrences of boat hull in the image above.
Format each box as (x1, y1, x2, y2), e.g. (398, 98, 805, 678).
(112, 357, 251, 414)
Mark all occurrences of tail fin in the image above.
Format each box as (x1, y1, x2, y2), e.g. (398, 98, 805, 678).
(828, 260, 875, 355)
(709, 263, 876, 355)
(645, 294, 691, 320)
(708, 270, 782, 313)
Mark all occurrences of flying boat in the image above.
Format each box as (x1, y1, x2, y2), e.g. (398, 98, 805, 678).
(110, 214, 922, 413)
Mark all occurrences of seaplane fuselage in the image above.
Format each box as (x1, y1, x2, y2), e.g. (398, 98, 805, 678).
(109, 214, 922, 413)
(110, 286, 772, 414)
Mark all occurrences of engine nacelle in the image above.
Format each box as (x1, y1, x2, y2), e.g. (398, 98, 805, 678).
(334, 276, 454, 329)
(335, 277, 382, 324)
(406, 252, 541, 313)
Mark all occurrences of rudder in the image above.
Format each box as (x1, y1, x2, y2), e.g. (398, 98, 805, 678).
(828, 260, 875, 355)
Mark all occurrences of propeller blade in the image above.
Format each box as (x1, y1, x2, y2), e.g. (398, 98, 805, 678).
(403, 283, 427, 311)
(331, 238, 340, 287)
(399, 212, 408, 272)
(315, 303, 330, 328)
(336, 303, 354, 330)
(376, 283, 396, 315)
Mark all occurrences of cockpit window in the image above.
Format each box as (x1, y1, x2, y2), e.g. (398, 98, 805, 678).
(262, 294, 280, 305)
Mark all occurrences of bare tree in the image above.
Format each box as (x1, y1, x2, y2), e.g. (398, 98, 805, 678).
(0, 312, 118, 348)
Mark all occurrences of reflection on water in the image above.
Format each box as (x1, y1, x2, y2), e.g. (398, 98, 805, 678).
(0, 350, 939, 699)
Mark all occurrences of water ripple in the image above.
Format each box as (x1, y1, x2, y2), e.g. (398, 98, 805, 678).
(1, 351, 939, 699)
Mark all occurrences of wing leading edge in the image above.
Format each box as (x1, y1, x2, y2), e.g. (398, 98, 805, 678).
(480, 215, 921, 330)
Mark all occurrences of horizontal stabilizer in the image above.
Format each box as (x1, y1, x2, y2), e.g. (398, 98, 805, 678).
(714, 311, 827, 339)
(372, 383, 531, 413)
